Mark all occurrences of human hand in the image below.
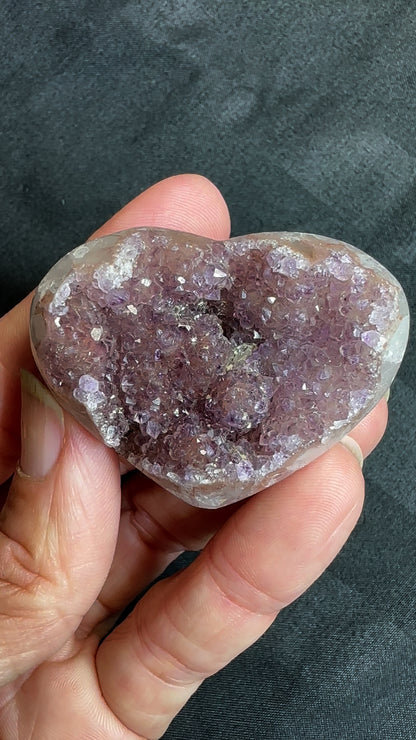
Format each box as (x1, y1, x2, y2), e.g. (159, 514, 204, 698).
(0, 175, 388, 739)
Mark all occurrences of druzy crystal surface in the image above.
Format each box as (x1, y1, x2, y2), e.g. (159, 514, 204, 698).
(30, 228, 409, 507)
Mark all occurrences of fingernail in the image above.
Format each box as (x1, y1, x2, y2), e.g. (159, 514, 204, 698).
(383, 387, 390, 403)
(339, 435, 364, 469)
(19, 369, 64, 478)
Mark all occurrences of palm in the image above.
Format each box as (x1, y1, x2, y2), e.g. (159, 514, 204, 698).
(1, 637, 134, 739)
(0, 456, 249, 740)
(0, 175, 387, 739)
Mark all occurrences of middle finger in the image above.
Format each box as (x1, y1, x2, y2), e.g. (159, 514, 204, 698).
(79, 475, 240, 634)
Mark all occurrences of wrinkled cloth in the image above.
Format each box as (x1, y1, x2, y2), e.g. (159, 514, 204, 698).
(1, 2, 415, 737)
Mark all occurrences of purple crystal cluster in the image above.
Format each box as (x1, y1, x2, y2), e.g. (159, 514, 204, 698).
(30, 228, 408, 507)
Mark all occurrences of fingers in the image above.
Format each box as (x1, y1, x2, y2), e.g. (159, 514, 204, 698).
(0, 372, 120, 686)
(0, 174, 231, 484)
(81, 397, 388, 634)
(79, 477, 240, 634)
(96, 444, 364, 739)
(0, 295, 36, 483)
(90, 173, 231, 241)
(346, 397, 389, 458)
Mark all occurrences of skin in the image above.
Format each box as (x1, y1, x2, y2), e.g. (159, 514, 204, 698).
(0, 175, 388, 739)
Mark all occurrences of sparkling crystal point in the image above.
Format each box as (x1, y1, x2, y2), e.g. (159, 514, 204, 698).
(30, 228, 409, 508)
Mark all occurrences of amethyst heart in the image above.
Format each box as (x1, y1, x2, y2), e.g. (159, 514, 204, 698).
(30, 228, 409, 508)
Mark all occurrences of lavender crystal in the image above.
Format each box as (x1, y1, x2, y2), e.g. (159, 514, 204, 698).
(30, 228, 409, 507)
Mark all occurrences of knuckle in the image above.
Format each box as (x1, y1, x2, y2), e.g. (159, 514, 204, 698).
(134, 601, 207, 688)
(0, 534, 70, 614)
(205, 545, 283, 616)
(129, 504, 187, 555)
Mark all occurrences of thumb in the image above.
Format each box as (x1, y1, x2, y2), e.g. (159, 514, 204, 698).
(0, 371, 120, 686)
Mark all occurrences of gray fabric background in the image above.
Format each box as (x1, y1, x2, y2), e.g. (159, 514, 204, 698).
(1, 1, 415, 738)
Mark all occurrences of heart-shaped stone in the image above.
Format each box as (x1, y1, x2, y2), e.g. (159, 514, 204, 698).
(30, 228, 409, 508)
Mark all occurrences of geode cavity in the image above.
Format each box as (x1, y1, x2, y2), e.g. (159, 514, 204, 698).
(30, 228, 409, 507)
